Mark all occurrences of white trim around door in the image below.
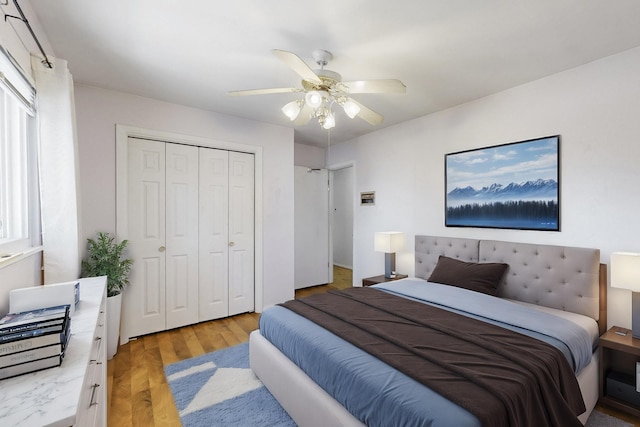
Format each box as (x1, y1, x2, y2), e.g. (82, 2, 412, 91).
(327, 160, 357, 288)
(115, 125, 264, 345)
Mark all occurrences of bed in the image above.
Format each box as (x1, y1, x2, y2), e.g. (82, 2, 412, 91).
(250, 236, 607, 426)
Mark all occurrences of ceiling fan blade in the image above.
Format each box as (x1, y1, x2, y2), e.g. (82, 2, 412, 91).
(342, 79, 406, 94)
(293, 103, 314, 126)
(272, 49, 322, 85)
(348, 98, 384, 126)
(228, 87, 302, 96)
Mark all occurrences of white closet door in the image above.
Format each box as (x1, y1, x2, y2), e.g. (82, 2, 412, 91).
(228, 151, 255, 315)
(165, 143, 199, 329)
(125, 137, 166, 338)
(198, 148, 230, 320)
(123, 138, 255, 339)
(294, 166, 329, 289)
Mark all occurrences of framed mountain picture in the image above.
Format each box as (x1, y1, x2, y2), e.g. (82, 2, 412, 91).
(445, 135, 560, 231)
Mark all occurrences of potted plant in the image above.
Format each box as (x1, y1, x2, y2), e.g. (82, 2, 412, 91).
(82, 232, 133, 359)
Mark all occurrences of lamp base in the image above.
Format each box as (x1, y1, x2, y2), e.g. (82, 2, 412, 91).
(384, 253, 396, 279)
(633, 292, 640, 339)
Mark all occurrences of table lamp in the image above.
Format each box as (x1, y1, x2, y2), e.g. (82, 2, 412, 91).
(611, 251, 640, 338)
(374, 232, 405, 278)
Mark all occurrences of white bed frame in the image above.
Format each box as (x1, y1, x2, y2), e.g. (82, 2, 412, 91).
(251, 236, 607, 426)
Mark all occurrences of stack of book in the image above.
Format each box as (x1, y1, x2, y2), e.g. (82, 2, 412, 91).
(0, 304, 71, 380)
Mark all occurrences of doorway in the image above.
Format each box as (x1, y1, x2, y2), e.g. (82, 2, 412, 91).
(330, 165, 354, 288)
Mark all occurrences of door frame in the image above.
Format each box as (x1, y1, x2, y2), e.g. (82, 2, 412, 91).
(115, 125, 263, 344)
(327, 160, 357, 287)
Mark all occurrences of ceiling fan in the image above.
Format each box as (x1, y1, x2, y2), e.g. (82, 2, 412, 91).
(228, 49, 406, 130)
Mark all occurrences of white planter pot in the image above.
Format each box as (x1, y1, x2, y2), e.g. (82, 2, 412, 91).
(106, 292, 122, 360)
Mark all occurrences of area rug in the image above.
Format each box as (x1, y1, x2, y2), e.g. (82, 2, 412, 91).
(586, 411, 634, 427)
(165, 342, 295, 427)
(166, 343, 632, 427)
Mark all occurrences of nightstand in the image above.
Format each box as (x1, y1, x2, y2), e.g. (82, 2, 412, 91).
(599, 326, 640, 417)
(362, 274, 408, 287)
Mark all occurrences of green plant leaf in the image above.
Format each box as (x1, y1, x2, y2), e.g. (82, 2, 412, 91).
(81, 232, 133, 297)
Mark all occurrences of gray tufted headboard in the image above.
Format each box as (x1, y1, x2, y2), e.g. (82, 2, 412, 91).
(415, 236, 480, 279)
(414, 236, 605, 333)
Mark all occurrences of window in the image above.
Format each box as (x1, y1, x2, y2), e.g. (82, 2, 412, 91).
(0, 46, 39, 255)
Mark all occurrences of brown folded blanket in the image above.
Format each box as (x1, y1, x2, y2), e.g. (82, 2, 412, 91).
(281, 287, 585, 427)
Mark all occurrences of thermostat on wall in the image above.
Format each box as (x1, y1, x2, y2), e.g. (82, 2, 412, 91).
(361, 191, 375, 206)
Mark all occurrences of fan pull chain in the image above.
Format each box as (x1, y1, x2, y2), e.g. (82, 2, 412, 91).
(326, 128, 331, 170)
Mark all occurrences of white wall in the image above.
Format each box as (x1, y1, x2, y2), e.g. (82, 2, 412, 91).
(328, 46, 640, 330)
(74, 84, 295, 309)
(294, 143, 325, 168)
(0, 259, 42, 316)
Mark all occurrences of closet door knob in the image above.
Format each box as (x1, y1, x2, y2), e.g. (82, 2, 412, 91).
(159, 246, 166, 252)
(229, 242, 235, 247)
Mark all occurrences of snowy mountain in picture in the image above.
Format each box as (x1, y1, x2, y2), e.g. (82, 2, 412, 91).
(447, 179, 557, 206)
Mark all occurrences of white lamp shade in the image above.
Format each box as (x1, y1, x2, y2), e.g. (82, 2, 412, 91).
(342, 100, 360, 119)
(322, 112, 335, 129)
(281, 100, 301, 121)
(374, 232, 404, 253)
(611, 252, 640, 292)
(305, 91, 323, 109)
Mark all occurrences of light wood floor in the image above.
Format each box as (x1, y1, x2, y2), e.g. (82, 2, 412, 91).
(107, 265, 640, 426)
(107, 266, 352, 426)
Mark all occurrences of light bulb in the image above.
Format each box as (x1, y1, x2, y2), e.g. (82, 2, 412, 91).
(281, 100, 301, 121)
(305, 91, 323, 109)
(322, 112, 335, 129)
(342, 100, 360, 119)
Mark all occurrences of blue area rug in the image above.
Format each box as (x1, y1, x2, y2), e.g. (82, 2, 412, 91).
(165, 342, 295, 427)
(166, 342, 632, 427)
(585, 411, 633, 427)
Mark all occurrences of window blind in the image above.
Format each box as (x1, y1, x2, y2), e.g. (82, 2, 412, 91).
(0, 45, 35, 113)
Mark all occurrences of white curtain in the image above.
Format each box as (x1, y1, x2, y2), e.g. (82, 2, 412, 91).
(31, 55, 82, 284)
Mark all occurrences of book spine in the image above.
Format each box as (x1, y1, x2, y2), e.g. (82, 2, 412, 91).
(0, 304, 70, 329)
(74, 282, 80, 308)
(0, 322, 69, 357)
(0, 343, 63, 368)
(0, 354, 63, 380)
(61, 321, 71, 351)
(0, 324, 67, 344)
(0, 319, 65, 337)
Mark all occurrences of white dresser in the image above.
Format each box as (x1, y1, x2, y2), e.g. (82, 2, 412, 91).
(0, 276, 107, 426)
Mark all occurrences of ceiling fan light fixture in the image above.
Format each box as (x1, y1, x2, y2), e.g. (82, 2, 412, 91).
(305, 90, 323, 109)
(322, 112, 336, 130)
(281, 100, 302, 121)
(230, 49, 403, 131)
(342, 100, 360, 119)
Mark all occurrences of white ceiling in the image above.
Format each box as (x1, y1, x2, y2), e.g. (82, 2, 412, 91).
(27, 0, 640, 147)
